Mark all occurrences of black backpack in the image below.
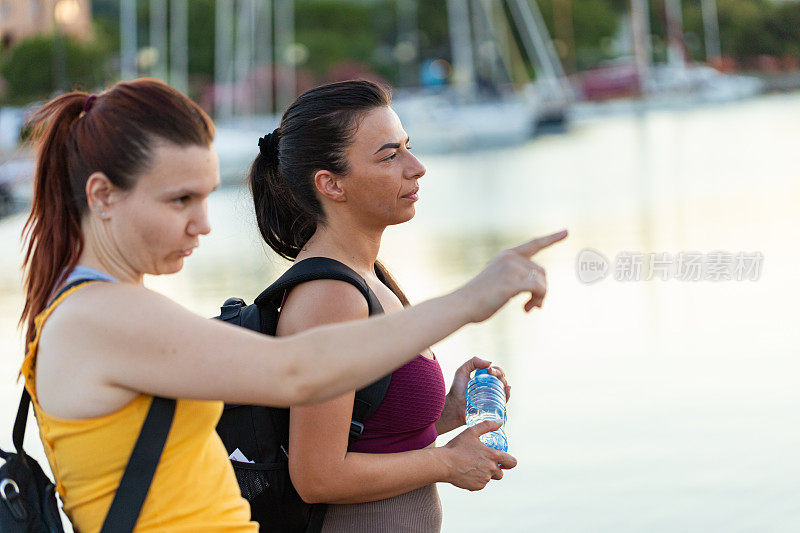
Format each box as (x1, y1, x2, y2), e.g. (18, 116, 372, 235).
(1, 279, 176, 533)
(214, 257, 391, 533)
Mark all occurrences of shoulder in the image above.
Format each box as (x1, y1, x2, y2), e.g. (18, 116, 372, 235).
(41, 281, 182, 347)
(37, 282, 170, 389)
(278, 279, 369, 334)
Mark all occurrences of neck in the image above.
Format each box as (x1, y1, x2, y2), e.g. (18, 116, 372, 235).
(77, 218, 143, 284)
(302, 214, 385, 277)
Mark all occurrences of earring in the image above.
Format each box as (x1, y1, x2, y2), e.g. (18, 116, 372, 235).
(100, 211, 107, 218)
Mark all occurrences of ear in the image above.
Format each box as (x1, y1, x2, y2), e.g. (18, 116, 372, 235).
(85, 172, 122, 217)
(313, 169, 346, 202)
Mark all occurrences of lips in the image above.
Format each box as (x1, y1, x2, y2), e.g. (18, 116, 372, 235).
(401, 186, 420, 200)
(181, 245, 198, 257)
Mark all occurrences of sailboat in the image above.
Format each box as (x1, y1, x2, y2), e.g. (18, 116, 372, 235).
(574, 0, 762, 116)
(391, 0, 573, 153)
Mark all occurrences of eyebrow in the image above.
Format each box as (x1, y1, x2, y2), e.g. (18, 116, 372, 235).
(169, 182, 220, 197)
(374, 136, 411, 155)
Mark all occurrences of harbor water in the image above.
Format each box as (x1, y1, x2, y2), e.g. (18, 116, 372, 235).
(1, 92, 799, 532)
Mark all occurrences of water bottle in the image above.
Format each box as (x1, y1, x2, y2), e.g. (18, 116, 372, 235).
(465, 368, 508, 452)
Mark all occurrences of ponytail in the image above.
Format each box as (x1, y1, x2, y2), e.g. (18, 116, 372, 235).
(248, 148, 316, 261)
(20, 93, 88, 346)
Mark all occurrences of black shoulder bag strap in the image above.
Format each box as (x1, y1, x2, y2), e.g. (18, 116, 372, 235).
(99, 397, 175, 533)
(19, 278, 177, 533)
(254, 257, 391, 442)
(254, 256, 383, 314)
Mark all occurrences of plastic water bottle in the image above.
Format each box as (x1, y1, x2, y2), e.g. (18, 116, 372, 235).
(465, 368, 508, 452)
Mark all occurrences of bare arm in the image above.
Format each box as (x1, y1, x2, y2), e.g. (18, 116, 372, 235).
(52, 282, 468, 407)
(281, 280, 455, 503)
(45, 230, 567, 410)
(289, 392, 452, 504)
(289, 393, 513, 504)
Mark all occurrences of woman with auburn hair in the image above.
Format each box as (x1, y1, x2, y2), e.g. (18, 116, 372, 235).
(247, 79, 567, 531)
(19, 77, 563, 532)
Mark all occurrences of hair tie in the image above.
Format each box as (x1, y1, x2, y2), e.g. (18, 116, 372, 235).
(82, 94, 97, 113)
(258, 128, 281, 159)
(79, 94, 97, 119)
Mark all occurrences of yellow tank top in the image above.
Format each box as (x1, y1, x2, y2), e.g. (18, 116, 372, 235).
(20, 282, 257, 532)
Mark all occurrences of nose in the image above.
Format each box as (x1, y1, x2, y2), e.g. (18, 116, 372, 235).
(188, 201, 212, 236)
(406, 152, 426, 180)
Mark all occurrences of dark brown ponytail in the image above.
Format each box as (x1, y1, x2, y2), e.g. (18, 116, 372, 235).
(248, 145, 317, 261)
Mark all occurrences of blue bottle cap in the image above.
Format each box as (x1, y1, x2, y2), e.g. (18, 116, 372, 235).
(474, 368, 489, 376)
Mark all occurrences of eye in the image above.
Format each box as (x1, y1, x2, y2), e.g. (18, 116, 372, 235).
(171, 195, 191, 206)
(382, 152, 398, 162)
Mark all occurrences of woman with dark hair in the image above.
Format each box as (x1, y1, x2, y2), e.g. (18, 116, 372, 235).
(247, 79, 566, 531)
(19, 78, 561, 532)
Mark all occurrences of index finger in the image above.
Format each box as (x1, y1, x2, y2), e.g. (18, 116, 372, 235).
(511, 229, 568, 257)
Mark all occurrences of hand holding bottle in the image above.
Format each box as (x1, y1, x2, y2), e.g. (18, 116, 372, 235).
(437, 357, 510, 435)
(439, 420, 517, 491)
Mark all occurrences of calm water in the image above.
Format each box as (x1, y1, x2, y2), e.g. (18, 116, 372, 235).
(2, 93, 799, 532)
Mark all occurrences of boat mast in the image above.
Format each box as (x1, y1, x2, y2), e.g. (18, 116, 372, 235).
(396, 0, 419, 87)
(254, 0, 274, 115)
(120, 0, 137, 80)
(234, 0, 256, 116)
(701, 0, 721, 65)
(170, 0, 189, 94)
(274, 0, 296, 113)
(664, 0, 686, 69)
(150, 0, 168, 80)
(506, 0, 573, 102)
(630, 0, 652, 94)
(446, 0, 477, 96)
(215, 0, 235, 120)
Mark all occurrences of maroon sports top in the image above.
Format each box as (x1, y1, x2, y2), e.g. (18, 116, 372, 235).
(348, 354, 446, 454)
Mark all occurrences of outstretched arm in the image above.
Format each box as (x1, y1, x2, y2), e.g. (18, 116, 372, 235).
(53, 230, 566, 409)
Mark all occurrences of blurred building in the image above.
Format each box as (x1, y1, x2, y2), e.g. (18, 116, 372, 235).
(0, 0, 92, 48)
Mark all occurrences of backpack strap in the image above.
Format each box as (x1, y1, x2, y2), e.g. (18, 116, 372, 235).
(254, 257, 384, 315)
(254, 257, 391, 442)
(10, 389, 32, 462)
(99, 397, 176, 533)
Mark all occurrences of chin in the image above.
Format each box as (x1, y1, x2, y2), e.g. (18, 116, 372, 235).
(397, 206, 416, 224)
(158, 257, 185, 275)
(171, 258, 185, 273)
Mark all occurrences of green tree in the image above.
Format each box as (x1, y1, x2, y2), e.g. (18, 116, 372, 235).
(765, 2, 800, 57)
(1, 36, 111, 104)
(188, 0, 216, 79)
(295, 0, 385, 79)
